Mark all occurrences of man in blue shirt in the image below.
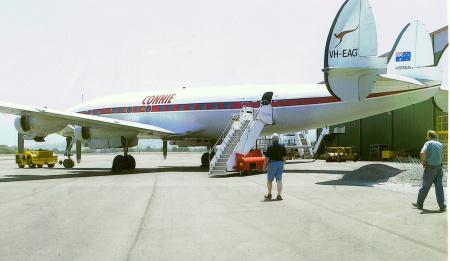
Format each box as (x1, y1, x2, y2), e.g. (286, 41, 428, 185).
(412, 130, 446, 211)
(263, 133, 287, 200)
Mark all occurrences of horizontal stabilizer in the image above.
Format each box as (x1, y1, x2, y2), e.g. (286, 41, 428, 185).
(323, 67, 377, 101)
(377, 74, 425, 87)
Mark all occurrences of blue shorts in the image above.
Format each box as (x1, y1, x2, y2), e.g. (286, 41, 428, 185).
(267, 161, 284, 181)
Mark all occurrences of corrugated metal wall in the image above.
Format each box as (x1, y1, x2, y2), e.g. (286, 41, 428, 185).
(392, 99, 434, 157)
(330, 98, 447, 160)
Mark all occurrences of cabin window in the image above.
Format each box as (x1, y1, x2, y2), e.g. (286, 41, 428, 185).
(97, 110, 101, 116)
(212, 103, 218, 109)
(179, 104, 184, 111)
(224, 102, 231, 109)
(189, 104, 195, 110)
(201, 103, 206, 110)
(160, 105, 165, 111)
(127, 107, 132, 113)
(168, 105, 172, 111)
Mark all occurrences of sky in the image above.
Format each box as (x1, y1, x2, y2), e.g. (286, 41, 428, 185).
(0, 0, 448, 147)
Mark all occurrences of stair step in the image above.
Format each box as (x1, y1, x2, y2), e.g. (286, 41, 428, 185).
(209, 171, 227, 176)
(211, 168, 227, 172)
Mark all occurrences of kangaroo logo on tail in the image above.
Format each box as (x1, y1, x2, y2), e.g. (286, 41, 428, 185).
(334, 25, 359, 48)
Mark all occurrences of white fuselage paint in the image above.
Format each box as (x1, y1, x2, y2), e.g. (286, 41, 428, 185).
(68, 84, 439, 140)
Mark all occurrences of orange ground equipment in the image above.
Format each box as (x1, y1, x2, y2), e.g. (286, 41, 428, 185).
(233, 150, 265, 174)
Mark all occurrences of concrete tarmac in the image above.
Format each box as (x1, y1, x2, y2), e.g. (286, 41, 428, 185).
(0, 153, 447, 260)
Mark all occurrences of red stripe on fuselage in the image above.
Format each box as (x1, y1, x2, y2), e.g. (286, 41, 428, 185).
(77, 87, 432, 115)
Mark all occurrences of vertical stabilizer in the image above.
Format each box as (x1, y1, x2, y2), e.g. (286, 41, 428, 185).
(323, 0, 385, 101)
(386, 21, 438, 82)
(436, 45, 448, 89)
(433, 45, 448, 112)
(325, 0, 377, 68)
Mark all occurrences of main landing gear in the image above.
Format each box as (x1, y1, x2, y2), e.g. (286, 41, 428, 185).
(111, 137, 136, 173)
(60, 137, 75, 168)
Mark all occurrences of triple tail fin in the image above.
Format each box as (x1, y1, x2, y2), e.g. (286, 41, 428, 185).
(323, 0, 444, 102)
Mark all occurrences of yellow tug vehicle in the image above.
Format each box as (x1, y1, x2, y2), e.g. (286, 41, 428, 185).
(15, 149, 58, 168)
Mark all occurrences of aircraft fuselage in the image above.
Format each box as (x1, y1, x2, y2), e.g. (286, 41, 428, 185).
(69, 84, 439, 140)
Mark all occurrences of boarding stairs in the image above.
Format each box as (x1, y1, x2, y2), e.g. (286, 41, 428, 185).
(313, 126, 346, 157)
(209, 104, 273, 176)
(284, 132, 314, 159)
(297, 131, 314, 159)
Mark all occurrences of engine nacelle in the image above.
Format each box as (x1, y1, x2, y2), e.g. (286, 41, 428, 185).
(74, 126, 137, 141)
(14, 116, 69, 141)
(74, 126, 91, 142)
(87, 137, 138, 149)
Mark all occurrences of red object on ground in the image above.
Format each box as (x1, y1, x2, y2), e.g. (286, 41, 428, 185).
(233, 150, 265, 171)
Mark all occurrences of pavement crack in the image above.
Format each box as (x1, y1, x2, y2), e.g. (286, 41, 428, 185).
(126, 174, 158, 261)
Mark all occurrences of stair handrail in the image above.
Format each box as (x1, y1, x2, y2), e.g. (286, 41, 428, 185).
(239, 105, 264, 151)
(223, 104, 264, 156)
(209, 113, 237, 159)
(209, 105, 252, 160)
(222, 116, 251, 157)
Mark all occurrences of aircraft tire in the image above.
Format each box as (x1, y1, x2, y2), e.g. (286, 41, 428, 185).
(125, 155, 136, 171)
(201, 153, 209, 167)
(112, 155, 125, 173)
(48, 164, 55, 168)
(63, 159, 75, 168)
(201, 151, 215, 167)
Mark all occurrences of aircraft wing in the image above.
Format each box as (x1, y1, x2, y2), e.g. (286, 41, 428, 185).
(0, 101, 175, 138)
